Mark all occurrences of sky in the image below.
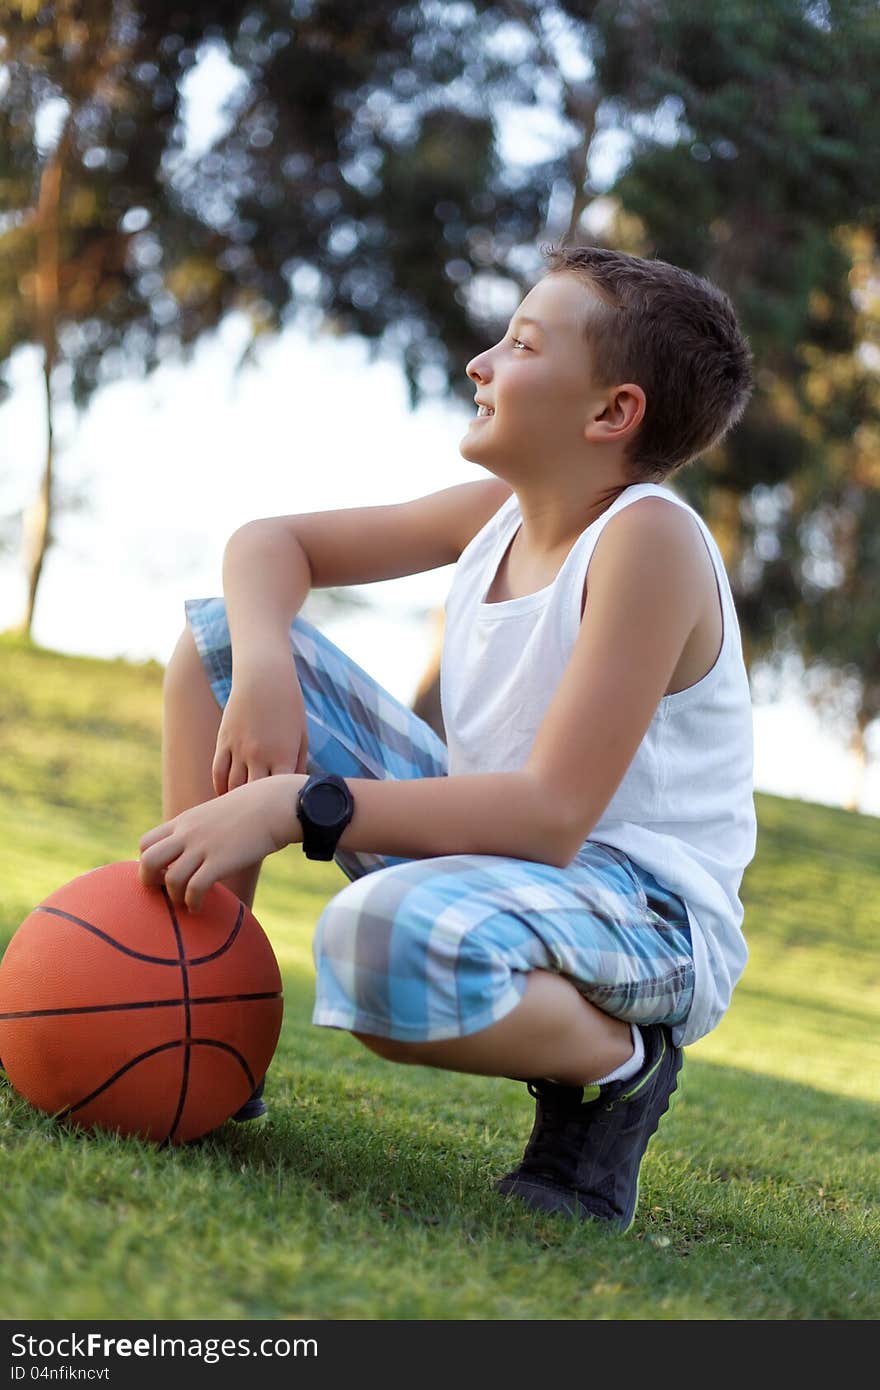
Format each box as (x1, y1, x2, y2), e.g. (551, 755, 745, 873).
(1, 39, 877, 821)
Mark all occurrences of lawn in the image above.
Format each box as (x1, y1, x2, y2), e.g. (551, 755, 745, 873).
(0, 633, 877, 1320)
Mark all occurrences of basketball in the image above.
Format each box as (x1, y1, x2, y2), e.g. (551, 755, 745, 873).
(0, 860, 283, 1144)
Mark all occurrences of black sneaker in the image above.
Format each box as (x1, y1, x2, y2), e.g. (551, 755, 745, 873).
(494, 1023, 682, 1231)
(231, 1076, 267, 1122)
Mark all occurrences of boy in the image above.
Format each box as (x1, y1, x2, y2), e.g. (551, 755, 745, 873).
(138, 245, 757, 1230)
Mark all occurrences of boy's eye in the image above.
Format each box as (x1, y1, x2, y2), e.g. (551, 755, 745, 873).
(511, 337, 529, 350)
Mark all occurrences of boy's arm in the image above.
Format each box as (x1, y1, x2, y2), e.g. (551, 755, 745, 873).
(222, 523, 312, 669)
(518, 498, 705, 863)
(213, 477, 512, 791)
(284, 498, 705, 867)
(140, 763, 563, 910)
(222, 477, 513, 666)
(302, 768, 563, 865)
(140, 499, 703, 902)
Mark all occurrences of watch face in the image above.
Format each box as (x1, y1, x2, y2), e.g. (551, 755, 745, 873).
(306, 782, 349, 826)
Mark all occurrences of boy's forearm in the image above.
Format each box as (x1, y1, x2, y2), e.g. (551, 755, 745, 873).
(282, 769, 576, 868)
(222, 520, 312, 664)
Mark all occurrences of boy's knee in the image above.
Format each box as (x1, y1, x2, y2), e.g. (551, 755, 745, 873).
(163, 625, 208, 700)
(313, 874, 407, 966)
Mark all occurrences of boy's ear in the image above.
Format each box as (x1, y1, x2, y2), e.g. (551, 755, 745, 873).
(584, 383, 645, 446)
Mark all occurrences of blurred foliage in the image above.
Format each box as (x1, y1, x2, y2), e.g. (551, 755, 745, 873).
(2, 0, 879, 767)
(573, 0, 880, 760)
(0, 0, 560, 413)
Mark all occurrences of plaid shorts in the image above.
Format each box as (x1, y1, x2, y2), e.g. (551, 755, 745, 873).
(186, 599, 695, 1042)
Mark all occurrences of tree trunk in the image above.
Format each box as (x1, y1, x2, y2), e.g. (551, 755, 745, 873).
(17, 357, 56, 639)
(15, 134, 65, 639)
(562, 87, 600, 245)
(844, 709, 869, 813)
(410, 607, 446, 743)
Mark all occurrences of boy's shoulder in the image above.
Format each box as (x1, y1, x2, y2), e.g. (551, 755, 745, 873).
(597, 488, 707, 555)
(590, 491, 716, 600)
(587, 491, 723, 695)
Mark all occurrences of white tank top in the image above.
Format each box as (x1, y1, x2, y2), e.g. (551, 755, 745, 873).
(440, 482, 758, 1046)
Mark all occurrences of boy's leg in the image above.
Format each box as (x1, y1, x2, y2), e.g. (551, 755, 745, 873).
(356, 968, 634, 1084)
(313, 845, 692, 1228)
(181, 599, 448, 879)
(161, 625, 267, 1119)
(177, 598, 450, 1120)
(162, 625, 263, 909)
(357, 969, 682, 1232)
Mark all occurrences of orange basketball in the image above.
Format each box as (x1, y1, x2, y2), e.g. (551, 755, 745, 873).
(0, 860, 283, 1144)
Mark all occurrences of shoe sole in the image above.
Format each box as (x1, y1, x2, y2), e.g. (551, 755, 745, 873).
(493, 1173, 613, 1223)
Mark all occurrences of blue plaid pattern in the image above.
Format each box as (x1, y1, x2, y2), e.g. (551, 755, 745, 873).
(186, 598, 695, 1042)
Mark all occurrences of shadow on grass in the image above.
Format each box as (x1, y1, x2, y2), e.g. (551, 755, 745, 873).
(164, 972, 880, 1251)
(3, 955, 876, 1266)
(3, 992, 878, 1324)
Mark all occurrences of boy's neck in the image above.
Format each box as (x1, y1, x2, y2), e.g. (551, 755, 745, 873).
(508, 477, 637, 556)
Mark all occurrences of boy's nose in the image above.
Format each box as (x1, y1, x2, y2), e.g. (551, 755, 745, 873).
(467, 352, 491, 383)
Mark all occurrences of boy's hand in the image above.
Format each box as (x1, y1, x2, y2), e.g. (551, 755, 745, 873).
(213, 657, 309, 795)
(138, 775, 306, 913)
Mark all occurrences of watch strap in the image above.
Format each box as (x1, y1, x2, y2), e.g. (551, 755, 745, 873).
(296, 774, 354, 861)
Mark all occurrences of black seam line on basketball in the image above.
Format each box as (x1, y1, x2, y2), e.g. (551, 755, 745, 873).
(162, 888, 191, 1143)
(35, 902, 246, 966)
(188, 901, 246, 964)
(0, 990, 283, 1022)
(62, 1038, 257, 1119)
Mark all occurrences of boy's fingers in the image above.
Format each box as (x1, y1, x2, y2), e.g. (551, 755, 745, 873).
(164, 849, 206, 908)
(227, 758, 249, 792)
(139, 856, 166, 888)
(138, 834, 184, 885)
(139, 822, 173, 853)
(212, 747, 231, 796)
(184, 864, 214, 914)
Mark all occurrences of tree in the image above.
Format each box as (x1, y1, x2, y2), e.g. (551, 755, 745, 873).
(4, 2, 879, 801)
(1, 0, 240, 632)
(584, 0, 880, 802)
(0, 0, 566, 635)
(735, 227, 880, 808)
(414, 0, 880, 785)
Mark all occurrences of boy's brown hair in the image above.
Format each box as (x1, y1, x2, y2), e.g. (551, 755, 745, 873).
(541, 244, 754, 482)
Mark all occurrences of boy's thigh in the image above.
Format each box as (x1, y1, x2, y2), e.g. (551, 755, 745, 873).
(288, 615, 447, 785)
(183, 599, 448, 879)
(312, 843, 695, 1041)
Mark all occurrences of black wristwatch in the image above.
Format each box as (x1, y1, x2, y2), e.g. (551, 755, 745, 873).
(296, 773, 355, 861)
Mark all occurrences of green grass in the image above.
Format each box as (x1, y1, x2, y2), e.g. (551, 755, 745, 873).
(0, 631, 878, 1320)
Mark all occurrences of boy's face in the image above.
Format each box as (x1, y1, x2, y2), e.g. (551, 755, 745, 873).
(460, 271, 611, 476)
